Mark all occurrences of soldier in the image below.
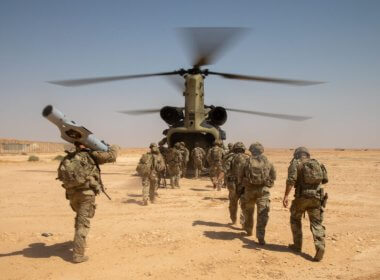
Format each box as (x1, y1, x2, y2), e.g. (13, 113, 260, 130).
(136, 143, 165, 205)
(158, 141, 169, 188)
(242, 142, 276, 245)
(227, 142, 234, 153)
(207, 139, 225, 191)
(283, 147, 328, 261)
(179, 142, 190, 178)
(57, 142, 118, 263)
(191, 144, 206, 178)
(223, 142, 249, 224)
(166, 142, 183, 188)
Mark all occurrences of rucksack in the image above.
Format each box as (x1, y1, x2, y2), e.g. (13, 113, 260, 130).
(58, 151, 96, 189)
(301, 159, 324, 185)
(210, 147, 223, 163)
(246, 156, 270, 186)
(136, 153, 153, 177)
(231, 153, 248, 180)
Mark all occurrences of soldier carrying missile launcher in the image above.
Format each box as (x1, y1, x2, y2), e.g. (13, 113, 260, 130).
(43, 105, 118, 263)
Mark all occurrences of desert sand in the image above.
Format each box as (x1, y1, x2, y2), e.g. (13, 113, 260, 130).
(0, 148, 379, 280)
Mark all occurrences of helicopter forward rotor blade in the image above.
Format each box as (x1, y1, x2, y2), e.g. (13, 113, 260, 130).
(117, 109, 161, 115)
(48, 71, 181, 87)
(208, 71, 324, 86)
(225, 108, 312, 121)
(179, 27, 248, 67)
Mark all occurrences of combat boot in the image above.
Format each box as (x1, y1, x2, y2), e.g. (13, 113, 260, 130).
(73, 255, 89, 263)
(142, 200, 148, 206)
(313, 247, 325, 262)
(258, 238, 266, 245)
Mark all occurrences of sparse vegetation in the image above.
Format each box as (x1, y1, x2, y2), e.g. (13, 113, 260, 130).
(28, 155, 39, 162)
(53, 155, 64, 161)
(21, 152, 28, 155)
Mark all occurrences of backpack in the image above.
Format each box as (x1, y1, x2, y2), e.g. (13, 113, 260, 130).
(210, 147, 223, 163)
(246, 156, 270, 186)
(231, 153, 248, 181)
(58, 151, 96, 189)
(136, 153, 153, 177)
(301, 159, 324, 185)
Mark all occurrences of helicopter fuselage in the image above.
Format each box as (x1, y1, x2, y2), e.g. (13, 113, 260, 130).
(166, 73, 223, 150)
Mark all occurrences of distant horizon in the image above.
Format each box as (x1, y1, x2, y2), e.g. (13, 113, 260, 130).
(1, 137, 378, 150)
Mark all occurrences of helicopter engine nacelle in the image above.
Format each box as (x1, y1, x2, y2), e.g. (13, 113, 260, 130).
(208, 106, 227, 126)
(160, 106, 184, 125)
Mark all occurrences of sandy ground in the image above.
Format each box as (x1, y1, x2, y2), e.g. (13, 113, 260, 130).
(0, 149, 380, 280)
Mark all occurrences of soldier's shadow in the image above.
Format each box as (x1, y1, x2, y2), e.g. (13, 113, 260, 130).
(0, 241, 73, 263)
(121, 198, 144, 206)
(194, 220, 314, 261)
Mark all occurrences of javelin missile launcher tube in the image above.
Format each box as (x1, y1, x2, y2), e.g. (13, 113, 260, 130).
(42, 105, 109, 151)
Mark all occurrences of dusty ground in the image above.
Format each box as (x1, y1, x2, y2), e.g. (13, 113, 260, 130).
(0, 149, 380, 280)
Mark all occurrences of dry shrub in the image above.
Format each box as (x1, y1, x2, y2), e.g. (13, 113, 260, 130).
(28, 155, 39, 162)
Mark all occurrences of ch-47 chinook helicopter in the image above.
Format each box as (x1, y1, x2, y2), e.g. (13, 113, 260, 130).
(49, 28, 323, 152)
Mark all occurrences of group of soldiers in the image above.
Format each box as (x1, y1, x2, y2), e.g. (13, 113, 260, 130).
(57, 139, 328, 264)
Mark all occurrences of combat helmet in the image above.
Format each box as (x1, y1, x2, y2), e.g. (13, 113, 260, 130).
(214, 139, 223, 147)
(294, 147, 310, 158)
(174, 142, 182, 149)
(149, 143, 157, 148)
(233, 142, 246, 153)
(249, 142, 264, 155)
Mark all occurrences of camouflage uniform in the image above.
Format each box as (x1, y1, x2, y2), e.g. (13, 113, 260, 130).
(166, 143, 183, 188)
(242, 142, 276, 244)
(191, 146, 206, 178)
(138, 143, 165, 205)
(207, 139, 226, 191)
(285, 147, 328, 261)
(59, 145, 118, 263)
(158, 144, 169, 187)
(223, 142, 249, 224)
(179, 142, 190, 178)
(227, 143, 234, 153)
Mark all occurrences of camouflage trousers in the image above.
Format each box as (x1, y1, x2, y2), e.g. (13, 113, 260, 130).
(168, 165, 181, 188)
(181, 161, 188, 178)
(242, 187, 270, 241)
(69, 191, 96, 258)
(290, 197, 325, 251)
(209, 164, 224, 190)
(193, 159, 203, 178)
(227, 181, 245, 223)
(142, 174, 159, 203)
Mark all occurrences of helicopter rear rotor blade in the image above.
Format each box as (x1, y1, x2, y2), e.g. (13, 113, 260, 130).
(225, 108, 312, 121)
(117, 109, 161, 115)
(48, 71, 181, 87)
(208, 71, 324, 86)
(178, 27, 248, 67)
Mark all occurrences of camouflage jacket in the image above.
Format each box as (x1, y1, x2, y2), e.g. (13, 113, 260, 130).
(179, 147, 190, 163)
(207, 146, 226, 166)
(166, 148, 183, 167)
(191, 147, 206, 161)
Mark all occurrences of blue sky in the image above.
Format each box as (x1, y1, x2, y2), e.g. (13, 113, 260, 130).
(0, 0, 379, 148)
